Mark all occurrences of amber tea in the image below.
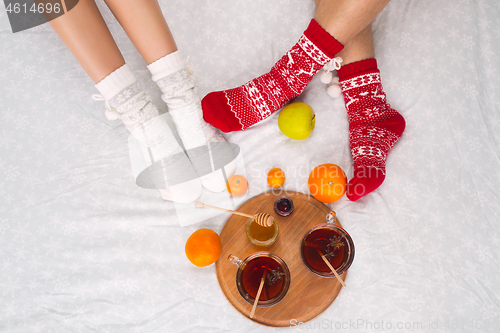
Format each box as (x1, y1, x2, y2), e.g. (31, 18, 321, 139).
(229, 252, 290, 307)
(301, 225, 355, 277)
(242, 256, 286, 302)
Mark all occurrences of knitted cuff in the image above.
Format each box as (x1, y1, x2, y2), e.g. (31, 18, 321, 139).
(94, 64, 136, 100)
(303, 19, 344, 59)
(148, 51, 186, 82)
(337, 58, 378, 81)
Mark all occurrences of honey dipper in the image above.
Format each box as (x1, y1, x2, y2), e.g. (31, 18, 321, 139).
(195, 201, 274, 227)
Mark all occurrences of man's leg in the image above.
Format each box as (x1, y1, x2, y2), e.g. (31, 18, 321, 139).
(333, 24, 406, 201)
(335, 24, 375, 65)
(201, 0, 390, 133)
(314, 0, 389, 45)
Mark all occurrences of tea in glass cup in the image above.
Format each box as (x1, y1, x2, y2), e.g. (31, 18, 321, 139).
(246, 217, 279, 247)
(301, 212, 355, 277)
(228, 252, 290, 307)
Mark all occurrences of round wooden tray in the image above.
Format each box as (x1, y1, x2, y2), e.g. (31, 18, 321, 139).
(215, 190, 347, 327)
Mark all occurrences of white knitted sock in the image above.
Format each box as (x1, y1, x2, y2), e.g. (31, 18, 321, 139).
(95, 64, 160, 134)
(148, 52, 236, 192)
(94, 64, 202, 203)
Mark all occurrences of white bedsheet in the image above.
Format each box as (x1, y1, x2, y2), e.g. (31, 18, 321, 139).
(1, 0, 500, 332)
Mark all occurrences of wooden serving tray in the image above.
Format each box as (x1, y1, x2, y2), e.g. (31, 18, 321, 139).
(215, 190, 347, 327)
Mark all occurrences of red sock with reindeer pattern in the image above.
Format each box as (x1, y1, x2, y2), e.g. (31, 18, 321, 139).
(202, 19, 344, 132)
(337, 58, 406, 201)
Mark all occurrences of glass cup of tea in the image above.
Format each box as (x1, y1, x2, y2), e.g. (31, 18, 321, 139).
(300, 211, 355, 278)
(246, 217, 279, 247)
(228, 252, 290, 307)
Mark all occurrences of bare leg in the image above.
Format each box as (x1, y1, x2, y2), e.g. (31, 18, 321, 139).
(44, 1, 204, 202)
(314, 0, 389, 45)
(47, 0, 125, 83)
(313, 0, 405, 201)
(201, 0, 389, 132)
(102, 0, 236, 193)
(313, 0, 375, 65)
(335, 24, 374, 65)
(103, 0, 177, 65)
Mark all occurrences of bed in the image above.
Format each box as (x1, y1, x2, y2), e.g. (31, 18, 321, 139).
(1, 0, 499, 331)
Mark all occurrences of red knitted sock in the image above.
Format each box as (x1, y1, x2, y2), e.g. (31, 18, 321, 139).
(202, 19, 344, 132)
(337, 59, 406, 201)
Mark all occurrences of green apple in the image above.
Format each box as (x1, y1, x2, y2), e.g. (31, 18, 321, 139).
(278, 102, 316, 140)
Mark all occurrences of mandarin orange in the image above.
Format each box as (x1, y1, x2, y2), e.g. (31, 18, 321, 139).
(267, 168, 286, 189)
(185, 229, 222, 267)
(308, 163, 347, 203)
(226, 174, 248, 196)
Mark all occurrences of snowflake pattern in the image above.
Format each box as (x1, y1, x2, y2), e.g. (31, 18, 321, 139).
(228, 24, 336, 130)
(1, 0, 500, 331)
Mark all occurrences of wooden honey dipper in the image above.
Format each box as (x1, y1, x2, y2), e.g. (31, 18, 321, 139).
(195, 201, 274, 227)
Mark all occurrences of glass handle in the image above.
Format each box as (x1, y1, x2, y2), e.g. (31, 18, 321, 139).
(326, 211, 338, 225)
(228, 254, 242, 268)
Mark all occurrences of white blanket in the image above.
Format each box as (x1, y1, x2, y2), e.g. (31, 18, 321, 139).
(1, 0, 499, 331)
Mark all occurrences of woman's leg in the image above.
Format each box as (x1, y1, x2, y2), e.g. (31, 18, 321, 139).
(48, 0, 124, 83)
(49, 0, 160, 133)
(102, 0, 236, 193)
(201, 0, 390, 133)
(46, 0, 203, 202)
(102, 0, 177, 64)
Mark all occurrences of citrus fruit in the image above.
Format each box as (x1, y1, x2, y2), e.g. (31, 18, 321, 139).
(226, 174, 248, 196)
(267, 168, 286, 189)
(308, 163, 347, 203)
(185, 229, 222, 267)
(278, 102, 315, 140)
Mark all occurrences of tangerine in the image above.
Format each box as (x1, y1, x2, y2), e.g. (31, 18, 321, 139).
(226, 174, 248, 196)
(267, 168, 286, 189)
(308, 163, 347, 203)
(185, 229, 222, 267)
